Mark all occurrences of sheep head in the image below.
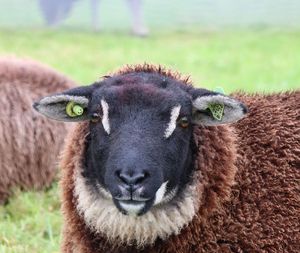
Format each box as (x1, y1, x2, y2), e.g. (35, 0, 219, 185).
(34, 69, 247, 218)
(34, 67, 248, 246)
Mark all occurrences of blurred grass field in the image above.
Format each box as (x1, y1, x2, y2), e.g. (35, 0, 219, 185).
(0, 29, 300, 253)
(1, 29, 300, 92)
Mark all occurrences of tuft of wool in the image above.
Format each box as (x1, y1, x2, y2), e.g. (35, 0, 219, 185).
(111, 63, 192, 86)
(0, 57, 76, 204)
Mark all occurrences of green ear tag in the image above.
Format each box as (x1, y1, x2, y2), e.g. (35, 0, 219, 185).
(208, 103, 224, 121)
(72, 105, 84, 116)
(66, 101, 84, 117)
(214, 86, 225, 94)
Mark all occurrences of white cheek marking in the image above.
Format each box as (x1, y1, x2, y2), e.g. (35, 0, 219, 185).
(96, 183, 112, 199)
(101, 99, 110, 134)
(119, 201, 145, 215)
(154, 181, 168, 205)
(164, 105, 181, 138)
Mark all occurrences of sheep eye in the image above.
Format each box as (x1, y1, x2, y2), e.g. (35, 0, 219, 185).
(178, 117, 189, 128)
(91, 113, 101, 123)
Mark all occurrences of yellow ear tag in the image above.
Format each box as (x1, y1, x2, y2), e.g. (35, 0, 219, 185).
(66, 101, 84, 117)
(208, 103, 224, 121)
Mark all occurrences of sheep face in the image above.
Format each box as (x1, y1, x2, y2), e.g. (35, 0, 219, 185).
(85, 82, 195, 215)
(34, 71, 247, 217)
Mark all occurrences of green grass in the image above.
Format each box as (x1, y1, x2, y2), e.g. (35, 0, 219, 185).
(0, 185, 60, 253)
(0, 29, 299, 253)
(1, 29, 300, 92)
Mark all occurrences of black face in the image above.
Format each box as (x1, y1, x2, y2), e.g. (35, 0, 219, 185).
(82, 73, 196, 215)
(34, 68, 247, 216)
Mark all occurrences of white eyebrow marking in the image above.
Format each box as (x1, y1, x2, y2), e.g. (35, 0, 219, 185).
(164, 105, 181, 138)
(101, 99, 110, 134)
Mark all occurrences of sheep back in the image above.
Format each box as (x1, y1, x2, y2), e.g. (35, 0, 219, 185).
(0, 57, 76, 204)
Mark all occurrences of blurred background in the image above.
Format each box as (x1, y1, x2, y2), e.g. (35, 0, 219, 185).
(2, 0, 300, 30)
(0, 0, 299, 252)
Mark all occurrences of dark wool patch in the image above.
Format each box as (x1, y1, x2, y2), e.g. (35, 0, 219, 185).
(110, 63, 192, 86)
(59, 65, 300, 253)
(0, 57, 76, 203)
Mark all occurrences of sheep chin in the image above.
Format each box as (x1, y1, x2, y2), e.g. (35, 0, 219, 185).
(73, 162, 202, 248)
(118, 201, 145, 215)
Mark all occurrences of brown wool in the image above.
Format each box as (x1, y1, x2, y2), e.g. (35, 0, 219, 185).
(59, 65, 299, 253)
(112, 63, 192, 86)
(0, 57, 76, 204)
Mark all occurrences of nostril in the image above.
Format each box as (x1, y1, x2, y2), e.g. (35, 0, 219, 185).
(116, 170, 127, 184)
(144, 171, 150, 178)
(135, 172, 149, 184)
(135, 174, 145, 185)
(116, 170, 149, 186)
(115, 170, 121, 178)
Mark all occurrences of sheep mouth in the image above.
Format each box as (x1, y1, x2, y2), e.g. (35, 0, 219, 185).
(114, 199, 154, 216)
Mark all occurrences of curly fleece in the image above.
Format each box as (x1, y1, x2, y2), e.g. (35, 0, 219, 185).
(0, 57, 75, 204)
(59, 66, 299, 253)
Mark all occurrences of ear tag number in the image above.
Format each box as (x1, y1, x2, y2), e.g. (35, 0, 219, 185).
(208, 103, 224, 121)
(66, 101, 84, 117)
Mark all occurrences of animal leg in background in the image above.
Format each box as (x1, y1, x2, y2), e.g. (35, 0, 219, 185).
(90, 0, 149, 36)
(90, 0, 101, 31)
(39, 0, 75, 27)
(126, 0, 149, 36)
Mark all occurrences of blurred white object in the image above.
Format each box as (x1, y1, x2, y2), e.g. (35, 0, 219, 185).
(39, 0, 149, 36)
(126, 0, 149, 37)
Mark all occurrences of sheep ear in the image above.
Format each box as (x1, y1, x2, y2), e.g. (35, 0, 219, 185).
(33, 86, 94, 122)
(190, 88, 248, 126)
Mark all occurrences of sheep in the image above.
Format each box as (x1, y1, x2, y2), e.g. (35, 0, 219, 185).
(33, 64, 300, 253)
(0, 57, 76, 204)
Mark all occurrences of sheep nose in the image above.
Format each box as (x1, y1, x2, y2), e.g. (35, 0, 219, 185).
(116, 171, 149, 190)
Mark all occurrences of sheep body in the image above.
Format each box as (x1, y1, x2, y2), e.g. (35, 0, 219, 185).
(45, 66, 299, 253)
(61, 90, 299, 253)
(0, 57, 75, 203)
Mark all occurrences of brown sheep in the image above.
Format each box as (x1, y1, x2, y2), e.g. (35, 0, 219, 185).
(34, 65, 299, 253)
(0, 57, 76, 204)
